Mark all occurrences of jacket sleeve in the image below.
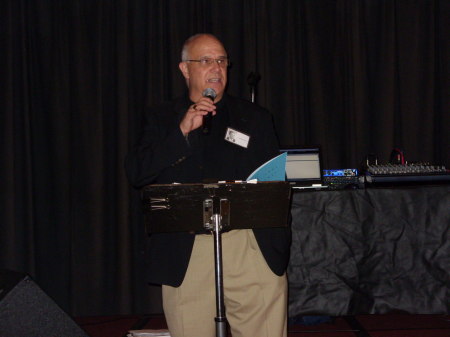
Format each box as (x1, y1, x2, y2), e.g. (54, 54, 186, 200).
(124, 107, 191, 189)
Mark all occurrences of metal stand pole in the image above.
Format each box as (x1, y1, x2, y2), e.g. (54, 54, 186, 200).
(247, 71, 261, 103)
(212, 213, 227, 337)
(203, 196, 229, 337)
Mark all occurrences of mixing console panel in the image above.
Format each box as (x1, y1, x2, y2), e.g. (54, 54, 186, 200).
(365, 163, 450, 184)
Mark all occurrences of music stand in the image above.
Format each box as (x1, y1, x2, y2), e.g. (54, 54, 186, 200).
(142, 181, 291, 337)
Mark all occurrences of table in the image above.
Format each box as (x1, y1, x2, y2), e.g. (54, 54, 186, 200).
(288, 185, 450, 316)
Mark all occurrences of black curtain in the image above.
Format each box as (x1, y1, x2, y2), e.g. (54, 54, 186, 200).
(1, 0, 449, 316)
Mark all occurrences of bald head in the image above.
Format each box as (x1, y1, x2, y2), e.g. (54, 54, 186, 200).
(181, 34, 225, 61)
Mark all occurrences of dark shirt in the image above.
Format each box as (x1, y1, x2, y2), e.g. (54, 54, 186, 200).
(195, 97, 238, 182)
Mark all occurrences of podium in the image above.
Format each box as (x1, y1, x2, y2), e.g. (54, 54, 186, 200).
(142, 181, 291, 337)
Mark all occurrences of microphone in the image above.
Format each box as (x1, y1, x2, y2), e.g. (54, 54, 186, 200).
(202, 88, 217, 134)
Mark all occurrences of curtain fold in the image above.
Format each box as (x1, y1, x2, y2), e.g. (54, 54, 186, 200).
(1, 0, 449, 316)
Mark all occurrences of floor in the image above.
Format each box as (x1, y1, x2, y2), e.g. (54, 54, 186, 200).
(75, 314, 450, 337)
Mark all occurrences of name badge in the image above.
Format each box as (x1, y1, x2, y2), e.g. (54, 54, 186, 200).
(225, 127, 250, 148)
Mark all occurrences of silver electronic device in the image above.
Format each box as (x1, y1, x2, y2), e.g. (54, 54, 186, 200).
(279, 146, 328, 190)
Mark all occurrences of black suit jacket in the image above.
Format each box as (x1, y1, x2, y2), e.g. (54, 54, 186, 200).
(125, 93, 291, 286)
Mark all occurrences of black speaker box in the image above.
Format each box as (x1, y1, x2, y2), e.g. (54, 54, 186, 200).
(0, 269, 89, 337)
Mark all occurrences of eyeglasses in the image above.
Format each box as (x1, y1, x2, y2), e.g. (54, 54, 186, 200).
(184, 57, 229, 67)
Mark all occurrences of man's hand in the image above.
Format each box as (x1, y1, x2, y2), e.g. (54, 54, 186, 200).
(179, 97, 216, 136)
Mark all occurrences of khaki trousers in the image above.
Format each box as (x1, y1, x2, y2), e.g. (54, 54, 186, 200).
(162, 229, 288, 337)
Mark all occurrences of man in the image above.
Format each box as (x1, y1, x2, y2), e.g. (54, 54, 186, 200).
(125, 33, 290, 337)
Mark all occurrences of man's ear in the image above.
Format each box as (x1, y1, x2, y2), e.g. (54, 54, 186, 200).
(179, 62, 189, 79)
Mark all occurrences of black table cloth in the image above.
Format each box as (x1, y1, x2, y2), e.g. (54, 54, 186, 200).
(288, 185, 450, 316)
